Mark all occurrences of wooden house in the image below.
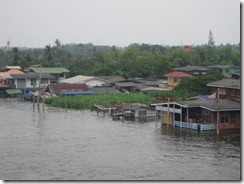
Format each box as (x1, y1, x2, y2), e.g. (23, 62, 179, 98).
(122, 103, 156, 118)
(154, 99, 240, 131)
(153, 78, 240, 132)
(207, 79, 240, 101)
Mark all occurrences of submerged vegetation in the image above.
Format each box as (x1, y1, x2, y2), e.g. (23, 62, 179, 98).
(44, 93, 158, 110)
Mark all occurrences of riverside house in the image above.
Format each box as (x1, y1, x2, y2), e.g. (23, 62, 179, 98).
(153, 78, 240, 132)
(46, 83, 94, 96)
(27, 67, 70, 83)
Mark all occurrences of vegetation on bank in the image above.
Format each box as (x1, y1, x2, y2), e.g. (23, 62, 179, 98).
(44, 93, 158, 110)
(44, 71, 225, 109)
(0, 39, 240, 79)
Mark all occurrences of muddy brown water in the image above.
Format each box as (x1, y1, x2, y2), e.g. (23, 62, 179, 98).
(0, 98, 240, 180)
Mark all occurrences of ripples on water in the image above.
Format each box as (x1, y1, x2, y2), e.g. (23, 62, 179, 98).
(0, 99, 240, 180)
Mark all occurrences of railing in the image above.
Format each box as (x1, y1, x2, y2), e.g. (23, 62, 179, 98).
(173, 121, 215, 131)
(200, 124, 215, 131)
(173, 121, 197, 130)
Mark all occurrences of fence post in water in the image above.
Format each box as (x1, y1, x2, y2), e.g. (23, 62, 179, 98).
(155, 109, 158, 128)
(33, 83, 35, 111)
(42, 97, 45, 111)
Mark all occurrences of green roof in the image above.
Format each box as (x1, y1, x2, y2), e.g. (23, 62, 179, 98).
(5, 89, 22, 94)
(30, 67, 70, 74)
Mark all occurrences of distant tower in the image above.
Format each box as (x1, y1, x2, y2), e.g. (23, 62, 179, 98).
(6, 39, 11, 50)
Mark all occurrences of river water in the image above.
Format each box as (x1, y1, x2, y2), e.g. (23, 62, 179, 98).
(0, 98, 240, 180)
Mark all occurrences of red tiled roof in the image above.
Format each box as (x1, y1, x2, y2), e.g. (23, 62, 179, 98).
(0, 69, 25, 75)
(48, 83, 89, 95)
(164, 71, 193, 77)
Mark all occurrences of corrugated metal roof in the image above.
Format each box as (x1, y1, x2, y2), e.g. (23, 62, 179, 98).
(30, 67, 70, 74)
(89, 87, 120, 94)
(48, 83, 89, 95)
(60, 75, 95, 84)
(5, 66, 21, 70)
(96, 76, 125, 83)
(115, 82, 136, 87)
(172, 66, 210, 72)
(207, 79, 240, 89)
(11, 73, 55, 79)
(177, 99, 240, 111)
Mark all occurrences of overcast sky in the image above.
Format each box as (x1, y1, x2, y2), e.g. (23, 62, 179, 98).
(0, 0, 240, 48)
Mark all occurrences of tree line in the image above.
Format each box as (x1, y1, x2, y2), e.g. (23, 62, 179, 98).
(0, 39, 240, 79)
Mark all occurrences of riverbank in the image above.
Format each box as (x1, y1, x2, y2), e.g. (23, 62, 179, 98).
(44, 93, 158, 110)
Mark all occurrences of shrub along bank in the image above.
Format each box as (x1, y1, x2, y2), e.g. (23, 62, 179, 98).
(44, 93, 158, 110)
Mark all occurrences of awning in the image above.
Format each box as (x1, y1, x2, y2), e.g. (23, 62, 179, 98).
(5, 89, 22, 94)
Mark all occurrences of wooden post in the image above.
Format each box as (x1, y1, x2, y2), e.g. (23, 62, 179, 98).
(33, 83, 35, 110)
(216, 88, 220, 135)
(167, 97, 170, 127)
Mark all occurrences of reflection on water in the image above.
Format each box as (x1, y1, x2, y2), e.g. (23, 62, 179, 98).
(0, 98, 240, 180)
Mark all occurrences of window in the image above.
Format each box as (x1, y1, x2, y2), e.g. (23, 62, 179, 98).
(173, 78, 177, 83)
(220, 111, 229, 124)
(41, 79, 48, 84)
(202, 109, 211, 123)
(138, 110, 147, 117)
(31, 79, 36, 86)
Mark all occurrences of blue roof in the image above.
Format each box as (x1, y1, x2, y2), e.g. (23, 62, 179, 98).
(61, 91, 95, 96)
(198, 95, 214, 101)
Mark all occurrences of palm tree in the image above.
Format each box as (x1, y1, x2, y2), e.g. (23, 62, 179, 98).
(43, 45, 53, 66)
(54, 39, 61, 48)
(11, 47, 19, 65)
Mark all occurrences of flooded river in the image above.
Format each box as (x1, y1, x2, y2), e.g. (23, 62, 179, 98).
(0, 98, 240, 180)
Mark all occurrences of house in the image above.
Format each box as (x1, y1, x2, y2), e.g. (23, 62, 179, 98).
(172, 66, 211, 76)
(27, 67, 70, 83)
(164, 71, 192, 87)
(115, 82, 137, 92)
(207, 65, 240, 77)
(122, 103, 156, 118)
(154, 99, 240, 131)
(153, 78, 240, 132)
(95, 76, 125, 86)
(60, 75, 106, 87)
(207, 79, 240, 101)
(46, 83, 94, 96)
(9, 73, 55, 92)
